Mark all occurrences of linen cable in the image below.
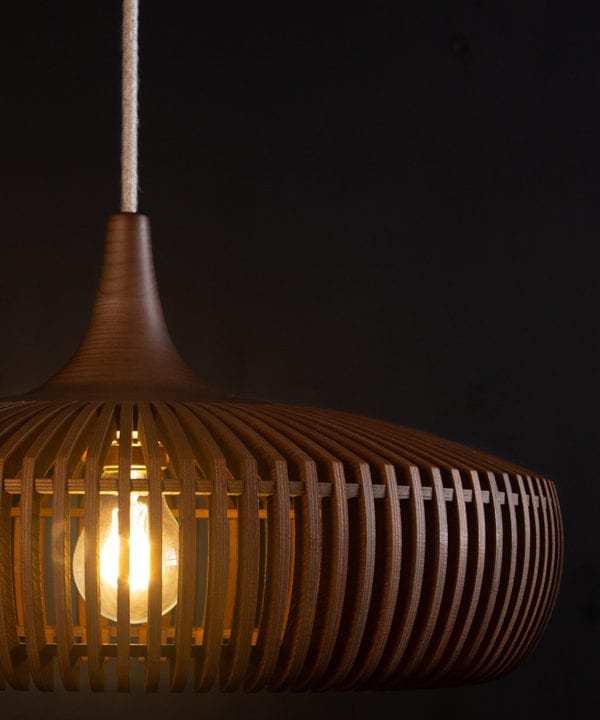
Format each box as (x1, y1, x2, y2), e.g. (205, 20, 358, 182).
(121, 0, 139, 212)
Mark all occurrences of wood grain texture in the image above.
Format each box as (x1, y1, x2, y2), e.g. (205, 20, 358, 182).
(0, 400, 564, 693)
(116, 401, 133, 691)
(83, 403, 116, 691)
(52, 403, 100, 691)
(153, 402, 197, 691)
(20, 405, 80, 691)
(0, 214, 563, 691)
(137, 402, 163, 691)
(25, 214, 220, 402)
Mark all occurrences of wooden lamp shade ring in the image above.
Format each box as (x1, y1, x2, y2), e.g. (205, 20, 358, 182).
(0, 214, 563, 692)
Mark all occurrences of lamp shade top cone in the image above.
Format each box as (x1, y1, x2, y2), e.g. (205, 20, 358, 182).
(27, 213, 222, 401)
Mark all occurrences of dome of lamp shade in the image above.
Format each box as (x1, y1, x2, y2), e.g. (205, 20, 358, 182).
(0, 214, 563, 692)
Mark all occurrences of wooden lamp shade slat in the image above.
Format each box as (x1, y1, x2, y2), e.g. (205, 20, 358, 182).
(0, 214, 563, 692)
(116, 401, 133, 691)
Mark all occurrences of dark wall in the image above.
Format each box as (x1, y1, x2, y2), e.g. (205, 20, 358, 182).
(0, 2, 596, 718)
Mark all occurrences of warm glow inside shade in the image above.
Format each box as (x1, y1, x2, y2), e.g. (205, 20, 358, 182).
(72, 492, 179, 624)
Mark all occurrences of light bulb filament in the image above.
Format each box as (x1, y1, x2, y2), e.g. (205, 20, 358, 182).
(99, 492, 150, 592)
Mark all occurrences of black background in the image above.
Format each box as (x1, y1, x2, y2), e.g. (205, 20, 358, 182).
(0, 2, 597, 718)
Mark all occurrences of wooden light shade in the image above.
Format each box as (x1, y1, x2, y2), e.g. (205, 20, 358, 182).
(0, 214, 563, 692)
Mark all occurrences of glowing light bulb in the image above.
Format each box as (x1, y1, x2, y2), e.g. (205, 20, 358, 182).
(72, 492, 179, 624)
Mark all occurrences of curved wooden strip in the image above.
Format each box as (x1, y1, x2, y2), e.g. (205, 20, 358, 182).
(501, 474, 550, 676)
(464, 473, 526, 681)
(553, 480, 564, 578)
(532, 479, 558, 642)
(271, 406, 426, 688)
(489, 473, 541, 680)
(154, 402, 198, 692)
(362, 413, 536, 477)
(266, 405, 402, 689)
(323, 414, 487, 687)
(436, 469, 486, 683)
(383, 427, 541, 685)
(219, 404, 322, 691)
(291, 407, 472, 687)
(288, 407, 424, 687)
(533, 480, 563, 642)
(375, 423, 491, 685)
(0, 404, 70, 475)
(169, 404, 228, 692)
(83, 403, 117, 691)
(413, 468, 468, 685)
(271, 470, 320, 691)
(0, 403, 70, 689)
(116, 401, 133, 691)
(348, 462, 401, 689)
(193, 407, 259, 691)
(234, 405, 356, 690)
(481, 474, 532, 680)
(318, 458, 375, 691)
(550, 480, 564, 596)
(525, 478, 561, 656)
(0, 404, 49, 446)
(455, 472, 513, 682)
(0, 401, 36, 416)
(20, 405, 81, 690)
(368, 423, 495, 686)
(377, 464, 425, 685)
(443, 471, 498, 683)
(0, 468, 28, 689)
(137, 402, 164, 691)
(254, 406, 386, 690)
(188, 404, 260, 692)
(316, 414, 471, 685)
(386, 467, 448, 684)
(299, 461, 348, 689)
(52, 403, 101, 691)
(206, 405, 290, 692)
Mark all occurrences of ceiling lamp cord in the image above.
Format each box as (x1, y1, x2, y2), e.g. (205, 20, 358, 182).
(121, 0, 139, 213)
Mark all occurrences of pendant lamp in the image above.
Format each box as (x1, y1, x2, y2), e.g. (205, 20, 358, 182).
(0, 1, 563, 693)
